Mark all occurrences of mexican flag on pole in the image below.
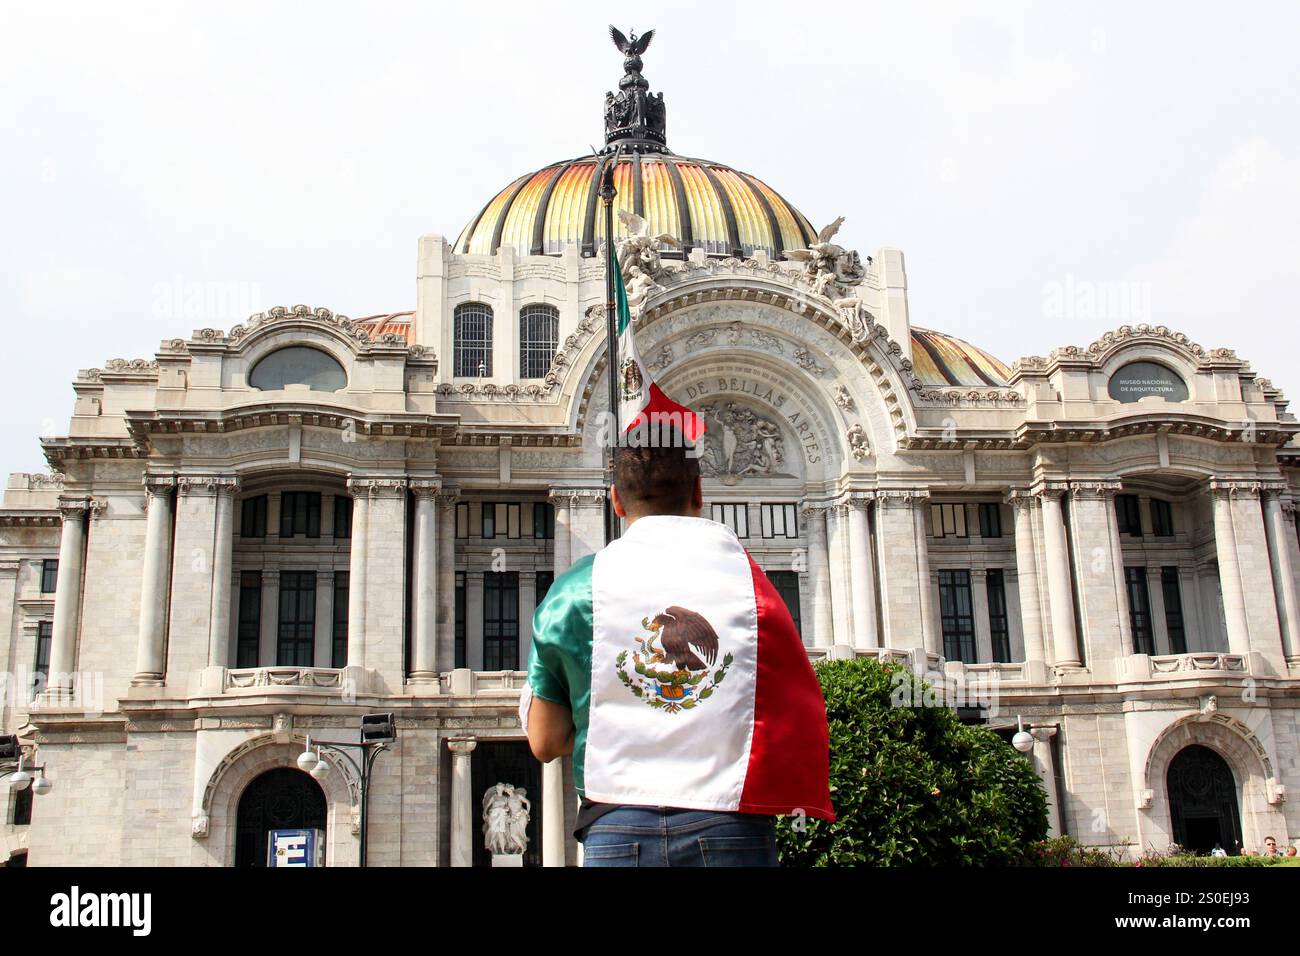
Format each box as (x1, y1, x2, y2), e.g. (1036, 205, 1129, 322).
(611, 253, 706, 442)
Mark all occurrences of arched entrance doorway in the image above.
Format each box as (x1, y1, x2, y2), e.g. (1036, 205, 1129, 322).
(234, 767, 328, 867)
(1167, 745, 1243, 855)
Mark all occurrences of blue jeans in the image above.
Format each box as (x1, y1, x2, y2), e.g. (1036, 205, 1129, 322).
(581, 807, 779, 867)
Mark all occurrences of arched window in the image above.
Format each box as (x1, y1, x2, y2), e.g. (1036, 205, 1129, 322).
(249, 346, 346, 392)
(454, 303, 493, 377)
(519, 304, 558, 379)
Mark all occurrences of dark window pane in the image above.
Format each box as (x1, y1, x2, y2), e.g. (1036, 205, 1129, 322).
(40, 560, 58, 594)
(483, 571, 519, 671)
(277, 571, 316, 666)
(1116, 494, 1143, 536)
(280, 492, 322, 539)
(34, 621, 52, 692)
(333, 495, 353, 539)
(332, 571, 349, 668)
(455, 571, 467, 670)
(1161, 566, 1186, 654)
(1126, 566, 1154, 654)
(986, 568, 1010, 662)
(519, 305, 559, 379)
(1150, 499, 1174, 537)
(237, 570, 262, 668)
(937, 569, 976, 663)
(482, 502, 496, 539)
(241, 495, 267, 538)
(533, 502, 554, 540)
(537, 571, 554, 604)
(979, 503, 1002, 539)
(454, 303, 493, 377)
(768, 570, 802, 637)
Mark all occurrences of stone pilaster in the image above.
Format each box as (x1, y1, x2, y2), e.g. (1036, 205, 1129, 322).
(1068, 480, 1131, 671)
(448, 737, 477, 868)
(1211, 479, 1284, 671)
(825, 503, 852, 648)
(1037, 484, 1082, 669)
(845, 494, 878, 649)
(874, 489, 932, 653)
(800, 503, 833, 649)
(345, 478, 370, 670)
(542, 757, 565, 867)
(353, 477, 409, 693)
(550, 489, 572, 575)
(555, 488, 606, 563)
(436, 489, 459, 673)
(47, 495, 92, 697)
(133, 476, 175, 685)
(206, 477, 239, 668)
(1263, 489, 1300, 664)
(409, 479, 442, 684)
(1006, 490, 1046, 665)
(166, 476, 237, 683)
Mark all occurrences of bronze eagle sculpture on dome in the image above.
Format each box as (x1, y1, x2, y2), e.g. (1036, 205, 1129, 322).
(643, 606, 719, 672)
(609, 25, 654, 56)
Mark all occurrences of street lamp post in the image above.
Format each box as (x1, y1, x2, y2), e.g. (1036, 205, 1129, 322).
(296, 714, 395, 867)
(1, 735, 54, 798)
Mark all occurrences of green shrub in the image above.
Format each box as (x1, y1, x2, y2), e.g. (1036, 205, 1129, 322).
(776, 657, 1049, 866)
(1023, 836, 1130, 866)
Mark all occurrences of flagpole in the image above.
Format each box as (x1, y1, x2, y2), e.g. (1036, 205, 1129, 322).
(599, 148, 621, 542)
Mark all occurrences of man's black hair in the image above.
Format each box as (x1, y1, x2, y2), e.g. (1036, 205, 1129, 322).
(611, 437, 700, 516)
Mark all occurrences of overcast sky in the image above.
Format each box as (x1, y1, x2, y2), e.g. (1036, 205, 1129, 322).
(3, 1, 1298, 472)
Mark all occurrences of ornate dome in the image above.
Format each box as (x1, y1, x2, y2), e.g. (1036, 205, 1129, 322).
(455, 27, 815, 261)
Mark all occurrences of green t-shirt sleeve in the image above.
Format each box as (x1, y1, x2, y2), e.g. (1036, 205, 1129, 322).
(527, 554, 595, 707)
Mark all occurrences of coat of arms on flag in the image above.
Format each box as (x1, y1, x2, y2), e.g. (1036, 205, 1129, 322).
(614, 606, 735, 713)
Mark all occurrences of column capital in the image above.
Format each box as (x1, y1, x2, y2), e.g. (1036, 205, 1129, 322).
(436, 486, 461, 506)
(142, 474, 177, 495)
(1031, 480, 1072, 500)
(177, 474, 240, 497)
(969, 567, 989, 581)
(799, 501, 830, 518)
(838, 491, 875, 510)
(875, 488, 930, 508)
(347, 476, 409, 498)
(1067, 479, 1124, 499)
(1004, 488, 1038, 511)
(1210, 478, 1265, 500)
(56, 495, 93, 519)
(550, 487, 606, 505)
(410, 478, 443, 499)
(447, 737, 478, 756)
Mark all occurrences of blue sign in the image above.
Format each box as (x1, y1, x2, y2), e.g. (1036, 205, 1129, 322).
(268, 828, 325, 867)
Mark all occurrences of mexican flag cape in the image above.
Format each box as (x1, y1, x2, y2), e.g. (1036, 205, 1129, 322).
(525, 514, 835, 820)
(610, 251, 705, 442)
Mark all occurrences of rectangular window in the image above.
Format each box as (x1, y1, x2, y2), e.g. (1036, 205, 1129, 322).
(40, 559, 58, 594)
(240, 495, 267, 538)
(931, 503, 968, 538)
(536, 570, 555, 604)
(986, 569, 1011, 662)
(767, 570, 802, 637)
(279, 492, 321, 539)
(1126, 566, 1154, 655)
(331, 571, 349, 668)
(237, 570, 262, 668)
(1161, 566, 1187, 654)
(333, 495, 353, 539)
(277, 571, 317, 666)
(978, 503, 1002, 539)
(711, 503, 749, 538)
(760, 503, 799, 539)
(533, 502, 555, 540)
(483, 571, 520, 671)
(1150, 499, 1174, 537)
(455, 571, 467, 670)
(937, 569, 976, 663)
(34, 621, 52, 692)
(1115, 494, 1143, 536)
(480, 502, 521, 539)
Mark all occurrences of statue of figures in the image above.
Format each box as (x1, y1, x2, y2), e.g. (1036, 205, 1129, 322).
(784, 216, 867, 296)
(482, 782, 531, 856)
(616, 209, 679, 314)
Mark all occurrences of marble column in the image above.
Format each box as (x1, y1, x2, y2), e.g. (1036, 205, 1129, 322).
(1210, 482, 1252, 658)
(911, 496, 939, 658)
(1006, 491, 1046, 665)
(409, 481, 441, 683)
(1101, 485, 1135, 654)
(1030, 727, 1062, 838)
(359, 479, 409, 691)
(448, 737, 477, 867)
(206, 478, 239, 668)
(259, 569, 279, 666)
(542, 758, 565, 867)
(47, 496, 91, 696)
(846, 495, 878, 649)
(1038, 486, 1082, 668)
(971, 568, 992, 664)
(550, 491, 572, 575)
(874, 491, 930, 652)
(801, 503, 834, 648)
(345, 479, 370, 670)
(1263, 490, 1300, 663)
(566, 489, 607, 562)
(825, 504, 852, 647)
(314, 570, 334, 669)
(134, 477, 175, 685)
(436, 490, 459, 674)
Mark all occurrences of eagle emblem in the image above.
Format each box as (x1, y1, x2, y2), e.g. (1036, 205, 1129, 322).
(619, 357, 644, 402)
(614, 606, 734, 713)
